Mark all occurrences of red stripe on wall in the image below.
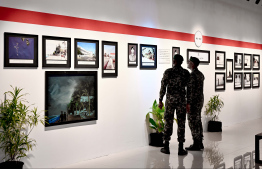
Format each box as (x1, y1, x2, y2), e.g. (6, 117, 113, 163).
(0, 6, 261, 50)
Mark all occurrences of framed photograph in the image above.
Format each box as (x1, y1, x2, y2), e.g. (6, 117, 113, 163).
(244, 54, 252, 70)
(172, 47, 180, 67)
(102, 41, 118, 77)
(215, 73, 225, 91)
(234, 73, 243, 89)
(234, 155, 243, 169)
(215, 51, 225, 69)
(251, 150, 255, 168)
(45, 71, 98, 127)
(4, 32, 38, 67)
(187, 49, 210, 63)
(128, 43, 138, 67)
(252, 73, 260, 88)
(244, 73, 251, 89)
(226, 59, 233, 82)
(214, 163, 225, 169)
(42, 36, 71, 68)
(234, 53, 243, 70)
(243, 152, 251, 169)
(252, 54, 260, 70)
(140, 44, 157, 69)
(74, 38, 99, 68)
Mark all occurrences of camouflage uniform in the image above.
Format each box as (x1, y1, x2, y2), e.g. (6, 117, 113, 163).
(187, 68, 205, 141)
(159, 65, 190, 143)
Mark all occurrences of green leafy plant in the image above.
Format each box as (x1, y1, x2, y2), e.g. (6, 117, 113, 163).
(0, 86, 46, 162)
(204, 95, 224, 121)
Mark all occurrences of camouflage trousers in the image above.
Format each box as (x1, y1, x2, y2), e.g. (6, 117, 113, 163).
(187, 104, 204, 141)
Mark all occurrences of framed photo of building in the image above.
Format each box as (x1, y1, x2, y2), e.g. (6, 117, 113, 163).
(215, 51, 225, 69)
(74, 39, 99, 68)
(234, 155, 243, 169)
(252, 54, 260, 70)
(102, 41, 118, 77)
(234, 53, 243, 70)
(234, 73, 243, 89)
(42, 36, 71, 68)
(243, 152, 251, 169)
(244, 73, 251, 89)
(140, 44, 157, 69)
(226, 59, 233, 82)
(215, 73, 225, 91)
(128, 43, 138, 67)
(252, 73, 260, 88)
(187, 49, 210, 63)
(45, 71, 98, 127)
(4, 32, 38, 67)
(172, 47, 180, 67)
(244, 54, 252, 70)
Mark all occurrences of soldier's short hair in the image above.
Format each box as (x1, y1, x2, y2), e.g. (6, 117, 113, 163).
(173, 54, 184, 65)
(190, 56, 200, 67)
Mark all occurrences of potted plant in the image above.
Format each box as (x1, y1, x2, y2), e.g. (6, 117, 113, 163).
(0, 86, 46, 169)
(204, 95, 224, 132)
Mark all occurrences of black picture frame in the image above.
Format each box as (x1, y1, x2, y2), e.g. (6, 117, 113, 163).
(252, 73, 260, 88)
(244, 53, 252, 70)
(74, 38, 99, 68)
(102, 41, 118, 77)
(187, 49, 210, 63)
(127, 43, 138, 67)
(140, 44, 157, 69)
(252, 54, 260, 70)
(215, 51, 225, 69)
(226, 59, 233, 82)
(42, 36, 71, 68)
(234, 73, 243, 89)
(172, 47, 180, 67)
(243, 152, 251, 169)
(215, 73, 225, 91)
(243, 72, 251, 89)
(234, 53, 243, 70)
(45, 71, 98, 127)
(234, 155, 243, 169)
(4, 32, 38, 67)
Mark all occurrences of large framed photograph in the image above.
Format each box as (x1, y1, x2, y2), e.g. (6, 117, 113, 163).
(42, 36, 71, 68)
(243, 152, 251, 169)
(128, 43, 138, 67)
(215, 73, 225, 91)
(244, 54, 252, 70)
(252, 73, 260, 88)
(172, 47, 180, 67)
(45, 71, 98, 127)
(74, 38, 99, 68)
(187, 49, 210, 63)
(140, 44, 157, 69)
(215, 51, 225, 69)
(244, 73, 251, 89)
(234, 155, 243, 169)
(252, 54, 260, 70)
(234, 73, 243, 89)
(102, 41, 118, 77)
(4, 32, 38, 67)
(234, 53, 243, 70)
(226, 59, 233, 82)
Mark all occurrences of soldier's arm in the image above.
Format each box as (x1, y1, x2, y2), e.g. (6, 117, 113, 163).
(187, 74, 195, 105)
(159, 70, 168, 103)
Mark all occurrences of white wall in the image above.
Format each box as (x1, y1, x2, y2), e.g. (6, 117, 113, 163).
(0, 0, 262, 168)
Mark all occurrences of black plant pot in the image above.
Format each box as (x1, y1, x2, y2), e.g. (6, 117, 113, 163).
(149, 133, 164, 147)
(208, 121, 222, 132)
(0, 161, 24, 169)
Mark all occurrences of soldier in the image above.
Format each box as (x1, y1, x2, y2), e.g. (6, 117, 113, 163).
(186, 57, 205, 151)
(158, 54, 190, 155)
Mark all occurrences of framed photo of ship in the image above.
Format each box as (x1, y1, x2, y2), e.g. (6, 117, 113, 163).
(102, 41, 118, 77)
(45, 71, 98, 127)
(215, 73, 225, 91)
(226, 59, 233, 82)
(252, 73, 260, 88)
(42, 36, 71, 68)
(243, 72, 251, 89)
(252, 54, 260, 70)
(234, 73, 243, 89)
(74, 39, 99, 68)
(172, 47, 180, 67)
(215, 51, 225, 69)
(234, 53, 243, 70)
(128, 43, 138, 67)
(244, 53, 252, 70)
(140, 44, 157, 69)
(187, 49, 210, 63)
(4, 32, 38, 67)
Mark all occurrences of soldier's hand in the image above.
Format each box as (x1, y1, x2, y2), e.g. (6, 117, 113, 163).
(186, 104, 190, 113)
(158, 102, 163, 109)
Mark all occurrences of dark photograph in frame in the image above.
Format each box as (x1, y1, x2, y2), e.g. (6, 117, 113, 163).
(128, 43, 138, 67)
(215, 73, 225, 91)
(234, 155, 243, 169)
(187, 49, 210, 63)
(4, 32, 38, 67)
(102, 41, 118, 77)
(226, 59, 233, 82)
(244, 73, 251, 89)
(45, 71, 98, 127)
(140, 44, 157, 69)
(244, 53, 252, 70)
(234, 53, 243, 70)
(215, 51, 225, 69)
(74, 38, 99, 68)
(243, 152, 251, 169)
(252, 54, 260, 70)
(172, 47, 180, 67)
(42, 36, 71, 68)
(252, 73, 260, 88)
(234, 73, 243, 89)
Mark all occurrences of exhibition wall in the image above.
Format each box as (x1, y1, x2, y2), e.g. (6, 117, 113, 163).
(0, 0, 262, 168)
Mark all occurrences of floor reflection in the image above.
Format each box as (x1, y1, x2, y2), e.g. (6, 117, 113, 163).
(204, 141, 224, 168)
